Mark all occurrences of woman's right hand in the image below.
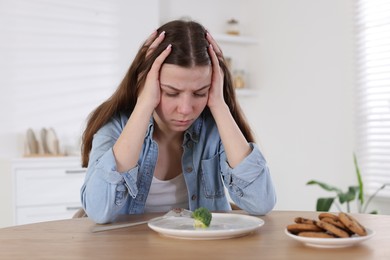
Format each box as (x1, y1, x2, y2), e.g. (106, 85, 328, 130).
(113, 31, 171, 173)
(137, 31, 172, 110)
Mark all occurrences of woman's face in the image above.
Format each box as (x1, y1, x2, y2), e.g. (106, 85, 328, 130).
(154, 64, 212, 133)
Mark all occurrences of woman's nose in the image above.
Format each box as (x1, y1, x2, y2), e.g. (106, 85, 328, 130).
(177, 96, 193, 114)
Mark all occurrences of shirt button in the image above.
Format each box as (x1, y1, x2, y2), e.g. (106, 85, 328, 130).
(187, 142, 193, 149)
(185, 167, 193, 173)
(191, 195, 197, 200)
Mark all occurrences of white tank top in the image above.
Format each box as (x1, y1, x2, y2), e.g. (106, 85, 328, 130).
(144, 173, 189, 212)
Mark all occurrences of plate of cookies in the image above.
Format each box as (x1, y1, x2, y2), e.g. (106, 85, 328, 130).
(285, 212, 375, 248)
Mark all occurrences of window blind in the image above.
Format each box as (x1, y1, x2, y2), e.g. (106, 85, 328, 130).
(355, 0, 390, 198)
(0, 0, 120, 153)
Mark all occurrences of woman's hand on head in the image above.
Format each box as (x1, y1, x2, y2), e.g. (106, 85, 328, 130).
(206, 32, 226, 109)
(137, 31, 172, 110)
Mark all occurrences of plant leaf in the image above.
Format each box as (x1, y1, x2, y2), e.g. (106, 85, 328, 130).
(354, 153, 364, 205)
(316, 197, 334, 211)
(362, 183, 390, 213)
(338, 186, 358, 204)
(306, 180, 343, 193)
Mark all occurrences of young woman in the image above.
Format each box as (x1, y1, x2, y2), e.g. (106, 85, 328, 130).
(80, 20, 276, 224)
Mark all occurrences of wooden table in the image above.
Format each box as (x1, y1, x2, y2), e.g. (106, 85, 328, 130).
(0, 211, 389, 259)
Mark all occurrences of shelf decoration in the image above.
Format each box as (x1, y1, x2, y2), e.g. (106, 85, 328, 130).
(233, 70, 246, 89)
(226, 18, 240, 35)
(24, 127, 63, 157)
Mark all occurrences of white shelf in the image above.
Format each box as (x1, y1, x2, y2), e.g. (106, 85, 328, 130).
(214, 34, 258, 44)
(214, 33, 259, 98)
(235, 88, 258, 97)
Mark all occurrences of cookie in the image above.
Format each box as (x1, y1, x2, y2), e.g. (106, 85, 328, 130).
(314, 220, 350, 238)
(297, 231, 336, 238)
(287, 223, 324, 234)
(294, 217, 315, 225)
(321, 217, 347, 230)
(338, 212, 367, 236)
(318, 212, 339, 221)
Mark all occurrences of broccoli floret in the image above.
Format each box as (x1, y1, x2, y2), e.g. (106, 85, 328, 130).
(192, 207, 212, 228)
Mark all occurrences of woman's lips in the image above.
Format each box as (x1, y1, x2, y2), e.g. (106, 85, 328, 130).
(173, 119, 192, 126)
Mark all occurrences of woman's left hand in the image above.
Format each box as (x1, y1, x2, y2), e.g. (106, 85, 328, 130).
(206, 32, 226, 109)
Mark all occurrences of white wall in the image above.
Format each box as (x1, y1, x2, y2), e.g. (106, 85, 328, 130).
(247, 0, 356, 212)
(0, 0, 160, 227)
(0, 0, 160, 159)
(160, 0, 357, 212)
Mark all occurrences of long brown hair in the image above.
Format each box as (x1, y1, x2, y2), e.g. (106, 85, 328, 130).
(81, 20, 255, 167)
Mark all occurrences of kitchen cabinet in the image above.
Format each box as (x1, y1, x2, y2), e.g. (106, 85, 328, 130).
(12, 157, 86, 225)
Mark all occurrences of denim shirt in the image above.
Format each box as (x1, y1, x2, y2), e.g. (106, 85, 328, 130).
(81, 110, 276, 224)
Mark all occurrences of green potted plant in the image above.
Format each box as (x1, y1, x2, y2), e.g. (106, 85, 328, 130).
(306, 154, 389, 214)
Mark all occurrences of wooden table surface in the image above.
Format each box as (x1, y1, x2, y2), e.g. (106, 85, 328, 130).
(0, 210, 389, 260)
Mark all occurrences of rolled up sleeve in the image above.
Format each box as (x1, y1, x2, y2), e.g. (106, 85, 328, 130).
(221, 143, 277, 215)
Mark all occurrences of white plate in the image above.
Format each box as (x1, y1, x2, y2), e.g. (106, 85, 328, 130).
(148, 213, 264, 240)
(285, 228, 375, 248)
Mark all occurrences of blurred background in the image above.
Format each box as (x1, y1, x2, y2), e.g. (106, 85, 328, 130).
(1, 0, 389, 227)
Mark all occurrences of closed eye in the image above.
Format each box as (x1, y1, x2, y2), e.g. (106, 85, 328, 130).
(160, 84, 210, 98)
(165, 92, 179, 97)
(194, 92, 208, 97)
(194, 86, 210, 97)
